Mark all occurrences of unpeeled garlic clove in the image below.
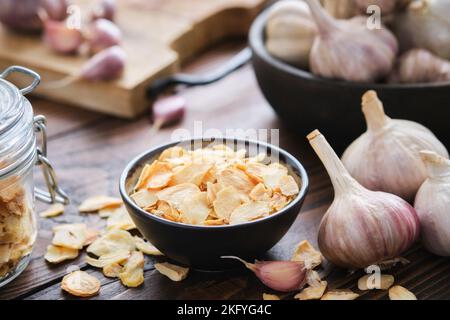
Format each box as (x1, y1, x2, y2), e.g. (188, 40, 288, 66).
(42, 19, 83, 54)
(85, 18, 122, 54)
(342, 90, 449, 201)
(222, 256, 307, 292)
(265, 0, 316, 68)
(414, 151, 450, 256)
(41, 0, 69, 21)
(307, 130, 420, 269)
(390, 48, 450, 83)
(92, 0, 116, 21)
(305, 0, 398, 82)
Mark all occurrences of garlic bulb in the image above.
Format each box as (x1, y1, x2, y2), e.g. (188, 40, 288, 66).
(355, 0, 397, 13)
(342, 91, 449, 201)
(391, 49, 450, 83)
(222, 256, 307, 292)
(321, 0, 357, 19)
(265, 0, 316, 68)
(305, 0, 398, 82)
(307, 130, 420, 269)
(391, 0, 450, 60)
(414, 151, 450, 256)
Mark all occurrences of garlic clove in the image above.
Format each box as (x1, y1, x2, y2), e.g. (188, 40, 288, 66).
(307, 130, 420, 269)
(222, 256, 307, 292)
(42, 19, 84, 55)
(414, 151, 450, 256)
(342, 90, 449, 201)
(81, 45, 126, 81)
(390, 48, 450, 84)
(355, 0, 398, 14)
(41, 0, 69, 21)
(305, 0, 398, 82)
(92, 0, 116, 22)
(85, 19, 122, 54)
(265, 0, 316, 68)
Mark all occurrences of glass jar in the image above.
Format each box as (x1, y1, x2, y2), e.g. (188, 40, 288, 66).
(0, 66, 69, 288)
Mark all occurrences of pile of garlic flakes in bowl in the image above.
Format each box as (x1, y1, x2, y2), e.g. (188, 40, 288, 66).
(130, 145, 301, 226)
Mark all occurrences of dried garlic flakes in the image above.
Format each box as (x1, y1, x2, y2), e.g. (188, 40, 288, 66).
(130, 146, 300, 226)
(321, 289, 359, 300)
(61, 271, 100, 298)
(106, 207, 136, 231)
(87, 229, 135, 257)
(358, 274, 394, 291)
(103, 263, 122, 278)
(52, 224, 88, 250)
(79, 196, 122, 213)
(263, 293, 280, 300)
(45, 245, 79, 264)
(295, 281, 327, 300)
(388, 285, 417, 300)
(39, 203, 65, 218)
(134, 236, 163, 256)
(86, 249, 131, 268)
(154, 262, 189, 282)
(119, 251, 145, 288)
(291, 240, 323, 269)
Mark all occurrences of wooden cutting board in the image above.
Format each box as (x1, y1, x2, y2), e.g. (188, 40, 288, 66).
(0, 0, 266, 118)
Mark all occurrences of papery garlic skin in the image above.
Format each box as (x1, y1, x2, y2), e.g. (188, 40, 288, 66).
(391, 49, 450, 84)
(305, 0, 398, 82)
(342, 91, 449, 201)
(355, 0, 397, 14)
(414, 151, 450, 256)
(321, 0, 357, 19)
(308, 130, 420, 269)
(265, 0, 316, 68)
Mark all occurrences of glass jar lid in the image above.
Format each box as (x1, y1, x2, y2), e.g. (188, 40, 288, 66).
(0, 77, 23, 135)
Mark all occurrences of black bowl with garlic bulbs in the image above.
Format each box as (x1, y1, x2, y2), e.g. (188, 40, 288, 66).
(249, 0, 450, 149)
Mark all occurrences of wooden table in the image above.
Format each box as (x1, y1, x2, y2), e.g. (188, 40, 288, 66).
(1, 42, 449, 300)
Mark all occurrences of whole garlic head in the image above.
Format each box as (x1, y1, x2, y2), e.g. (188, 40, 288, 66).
(305, 0, 398, 82)
(265, 0, 317, 68)
(414, 151, 450, 256)
(391, 0, 450, 60)
(342, 91, 449, 201)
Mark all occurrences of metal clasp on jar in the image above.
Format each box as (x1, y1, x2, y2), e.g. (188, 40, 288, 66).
(0, 66, 69, 205)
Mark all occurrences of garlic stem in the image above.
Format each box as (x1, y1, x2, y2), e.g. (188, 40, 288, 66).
(361, 91, 390, 132)
(221, 255, 256, 272)
(304, 0, 338, 35)
(420, 150, 450, 180)
(307, 130, 358, 195)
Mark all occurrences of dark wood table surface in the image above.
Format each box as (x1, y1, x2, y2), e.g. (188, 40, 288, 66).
(1, 42, 449, 300)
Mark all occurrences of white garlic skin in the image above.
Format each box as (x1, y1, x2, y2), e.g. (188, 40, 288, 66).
(305, 0, 398, 82)
(414, 151, 450, 256)
(391, 0, 450, 60)
(265, 0, 316, 68)
(392, 48, 450, 84)
(355, 0, 397, 14)
(342, 91, 449, 201)
(321, 0, 358, 19)
(319, 188, 420, 268)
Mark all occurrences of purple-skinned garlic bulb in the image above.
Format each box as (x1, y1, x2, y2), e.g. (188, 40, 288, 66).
(341, 91, 448, 201)
(307, 130, 420, 269)
(304, 0, 398, 82)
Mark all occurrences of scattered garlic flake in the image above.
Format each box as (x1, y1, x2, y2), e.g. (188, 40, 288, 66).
(358, 274, 394, 290)
(388, 285, 417, 300)
(321, 289, 359, 300)
(263, 293, 280, 300)
(154, 262, 189, 282)
(291, 240, 323, 269)
(39, 203, 65, 218)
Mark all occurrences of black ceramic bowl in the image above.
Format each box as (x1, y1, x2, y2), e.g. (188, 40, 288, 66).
(119, 138, 309, 270)
(249, 9, 450, 149)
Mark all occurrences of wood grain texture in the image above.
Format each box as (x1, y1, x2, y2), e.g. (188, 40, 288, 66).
(0, 0, 267, 117)
(0, 42, 449, 300)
